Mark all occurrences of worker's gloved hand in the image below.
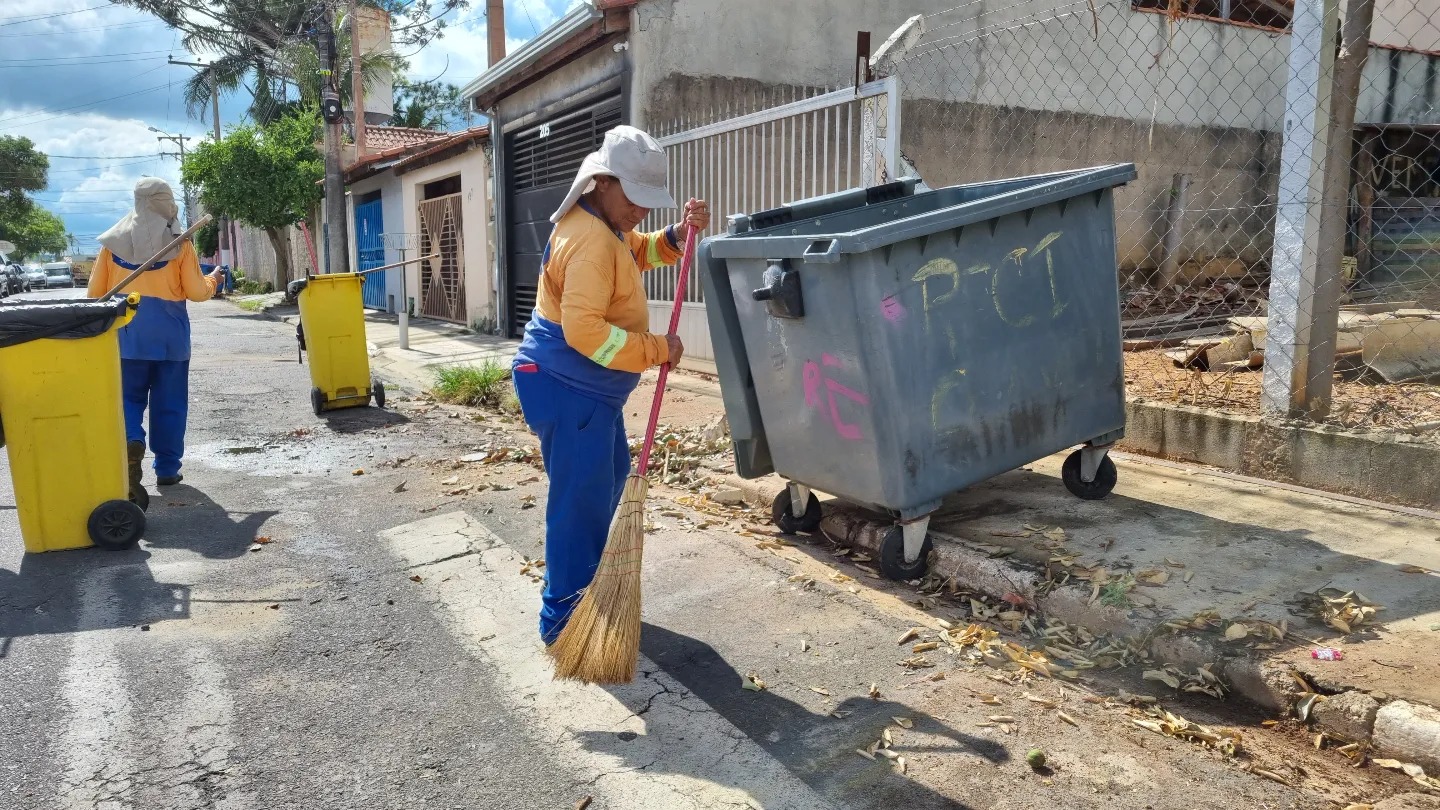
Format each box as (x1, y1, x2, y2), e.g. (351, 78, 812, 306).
(666, 334, 684, 368)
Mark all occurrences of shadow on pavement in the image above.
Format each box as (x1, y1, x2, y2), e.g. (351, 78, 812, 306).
(322, 406, 410, 434)
(0, 547, 190, 658)
(143, 484, 277, 559)
(578, 624, 1003, 809)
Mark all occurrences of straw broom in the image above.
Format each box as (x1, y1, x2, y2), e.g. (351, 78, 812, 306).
(547, 226, 700, 684)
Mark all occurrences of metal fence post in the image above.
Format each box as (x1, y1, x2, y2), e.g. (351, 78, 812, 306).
(1260, 0, 1342, 420)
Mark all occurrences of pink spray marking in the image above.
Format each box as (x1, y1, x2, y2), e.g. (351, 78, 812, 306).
(803, 361, 822, 407)
(803, 354, 869, 441)
(880, 295, 907, 323)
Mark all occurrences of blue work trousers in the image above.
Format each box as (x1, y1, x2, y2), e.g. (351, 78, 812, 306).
(513, 368, 631, 644)
(121, 359, 190, 478)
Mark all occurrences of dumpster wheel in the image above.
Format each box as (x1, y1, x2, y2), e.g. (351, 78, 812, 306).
(880, 525, 933, 581)
(310, 387, 326, 417)
(88, 499, 146, 550)
(1061, 449, 1117, 500)
(771, 488, 821, 534)
(372, 379, 386, 409)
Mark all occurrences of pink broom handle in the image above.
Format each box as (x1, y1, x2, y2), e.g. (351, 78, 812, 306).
(635, 224, 700, 473)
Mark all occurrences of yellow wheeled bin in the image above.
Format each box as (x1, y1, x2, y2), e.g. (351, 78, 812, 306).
(288, 273, 385, 416)
(0, 294, 147, 553)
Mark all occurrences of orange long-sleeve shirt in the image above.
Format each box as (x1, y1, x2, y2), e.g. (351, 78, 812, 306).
(86, 242, 216, 361)
(532, 204, 682, 372)
(514, 203, 683, 408)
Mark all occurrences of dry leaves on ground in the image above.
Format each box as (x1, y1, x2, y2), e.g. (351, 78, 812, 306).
(1297, 589, 1384, 635)
(1130, 705, 1242, 757)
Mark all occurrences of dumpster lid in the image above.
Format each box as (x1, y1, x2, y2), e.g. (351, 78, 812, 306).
(0, 297, 133, 349)
(707, 164, 1137, 262)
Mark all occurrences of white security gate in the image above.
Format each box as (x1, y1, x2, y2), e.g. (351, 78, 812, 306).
(641, 77, 902, 363)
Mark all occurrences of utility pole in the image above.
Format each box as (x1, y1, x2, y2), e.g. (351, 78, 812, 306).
(1262, 0, 1341, 419)
(349, 0, 366, 157)
(170, 56, 232, 264)
(314, 2, 350, 274)
(150, 127, 195, 226)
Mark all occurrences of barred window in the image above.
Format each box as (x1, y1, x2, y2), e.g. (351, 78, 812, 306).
(1131, 0, 1292, 31)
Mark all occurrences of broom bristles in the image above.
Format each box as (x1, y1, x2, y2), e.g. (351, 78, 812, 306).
(547, 474, 649, 683)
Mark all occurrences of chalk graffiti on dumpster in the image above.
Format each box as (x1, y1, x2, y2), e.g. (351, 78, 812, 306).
(910, 230, 1069, 437)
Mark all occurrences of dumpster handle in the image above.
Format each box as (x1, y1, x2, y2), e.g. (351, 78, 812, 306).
(801, 239, 841, 264)
(100, 215, 213, 301)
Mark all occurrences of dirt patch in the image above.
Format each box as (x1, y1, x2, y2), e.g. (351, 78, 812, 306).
(1126, 350, 1440, 439)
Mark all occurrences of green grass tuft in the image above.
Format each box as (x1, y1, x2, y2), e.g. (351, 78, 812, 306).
(432, 362, 513, 408)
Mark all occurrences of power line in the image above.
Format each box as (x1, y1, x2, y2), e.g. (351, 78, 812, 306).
(0, 19, 163, 38)
(0, 78, 174, 131)
(0, 3, 116, 27)
(44, 154, 163, 159)
(0, 48, 172, 63)
(0, 55, 171, 68)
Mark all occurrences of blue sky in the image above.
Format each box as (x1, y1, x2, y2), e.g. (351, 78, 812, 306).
(0, 0, 577, 255)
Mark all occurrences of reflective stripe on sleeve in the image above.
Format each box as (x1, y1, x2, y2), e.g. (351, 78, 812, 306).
(589, 324, 628, 367)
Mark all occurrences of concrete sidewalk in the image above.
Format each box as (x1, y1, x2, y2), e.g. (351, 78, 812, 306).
(231, 293, 1440, 772)
(235, 292, 721, 393)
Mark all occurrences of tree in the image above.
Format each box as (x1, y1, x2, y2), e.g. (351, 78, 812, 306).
(6, 206, 69, 260)
(393, 78, 468, 130)
(115, 0, 461, 126)
(195, 220, 220, 258)
(0, 136, 48, 225)
(183, 112, 324, 287)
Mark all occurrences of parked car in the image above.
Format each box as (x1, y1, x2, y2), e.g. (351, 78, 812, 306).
(0, 264, 26, 297)
(23, 264, 47, 289)
(42, 262, 75, 288)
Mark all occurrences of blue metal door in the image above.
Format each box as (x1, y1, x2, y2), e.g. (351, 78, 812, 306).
(354, 197, 386, 309)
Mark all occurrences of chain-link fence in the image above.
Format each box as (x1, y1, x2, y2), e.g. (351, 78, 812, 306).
(879, 0, 1440, 439)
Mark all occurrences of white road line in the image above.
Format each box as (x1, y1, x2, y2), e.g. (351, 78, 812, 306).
(56, 569, 139, 810)
(381, 512, 836, 810)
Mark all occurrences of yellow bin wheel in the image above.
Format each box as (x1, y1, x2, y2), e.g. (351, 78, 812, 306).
(88, 500, 145, 550)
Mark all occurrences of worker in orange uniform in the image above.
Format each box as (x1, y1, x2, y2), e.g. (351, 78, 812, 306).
(512, 126, 710, 645)
(87, 178, 223, 499)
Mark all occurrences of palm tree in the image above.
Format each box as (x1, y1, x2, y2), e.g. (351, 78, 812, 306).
(181, 9, 403, 128)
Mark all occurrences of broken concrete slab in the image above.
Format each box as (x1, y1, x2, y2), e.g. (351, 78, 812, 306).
(1313, 690, 1381, 742)
(1361, 319, 1440, 383)
(1375, 700, 1440, 774)
(1374, 793, 1440, 810)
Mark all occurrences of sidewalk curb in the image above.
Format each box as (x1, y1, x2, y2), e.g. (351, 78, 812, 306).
(717, 471, 1440, 771)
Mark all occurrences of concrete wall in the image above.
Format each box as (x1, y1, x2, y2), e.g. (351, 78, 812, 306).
(626, 0, 1436, 275)
(491, 43, 627, 134)
(398, 145, 495, 331)
(232, 223, 308, 291)
(1358, 47, 1440, 126)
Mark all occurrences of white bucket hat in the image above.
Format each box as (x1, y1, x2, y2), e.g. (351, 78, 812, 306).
(549, 125, 678, 224)
(98, 177, 183, 264)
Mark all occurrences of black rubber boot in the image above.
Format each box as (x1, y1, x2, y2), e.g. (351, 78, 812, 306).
(157, 474, 183, 486)
(127, 440, 150, 511)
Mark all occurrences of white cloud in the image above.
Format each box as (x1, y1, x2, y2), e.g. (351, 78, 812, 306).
(407, 0, 586, 88)
(8, 111, 197, 252)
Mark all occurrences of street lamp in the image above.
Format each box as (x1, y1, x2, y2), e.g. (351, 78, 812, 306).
(150, 126, 195, 227)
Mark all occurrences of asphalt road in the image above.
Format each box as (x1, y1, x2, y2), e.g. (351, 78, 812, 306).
(0, 298, 1397, 809)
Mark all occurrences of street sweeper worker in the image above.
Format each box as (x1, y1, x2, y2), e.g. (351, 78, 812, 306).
(512, 125, 710, 645)
(88, 177, 224, 498)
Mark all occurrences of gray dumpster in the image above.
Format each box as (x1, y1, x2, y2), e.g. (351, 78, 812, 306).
(700, 164, 1138, 580)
